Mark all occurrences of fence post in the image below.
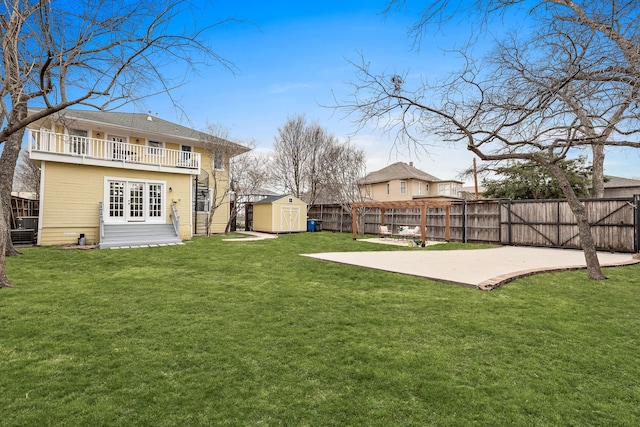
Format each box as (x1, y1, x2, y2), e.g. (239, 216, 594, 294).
(462, 201, 467, 243)
(507, 199, 513, 245)
(635, 194, 640, 253)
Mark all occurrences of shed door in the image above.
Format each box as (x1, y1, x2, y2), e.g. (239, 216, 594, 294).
(280, 206, 300, 232)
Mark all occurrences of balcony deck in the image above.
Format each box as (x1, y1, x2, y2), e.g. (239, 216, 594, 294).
(27, 129, 201, 174)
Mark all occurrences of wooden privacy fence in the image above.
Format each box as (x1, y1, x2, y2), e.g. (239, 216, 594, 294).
(308, 196, 640, 253)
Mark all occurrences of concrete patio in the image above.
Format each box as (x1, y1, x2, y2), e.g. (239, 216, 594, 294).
(303, 244, 639, 290)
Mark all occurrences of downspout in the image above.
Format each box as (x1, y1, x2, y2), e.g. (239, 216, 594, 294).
(36, 161, 45, 246)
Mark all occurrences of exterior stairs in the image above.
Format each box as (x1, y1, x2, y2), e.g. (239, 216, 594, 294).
(100, 223, 183, 249)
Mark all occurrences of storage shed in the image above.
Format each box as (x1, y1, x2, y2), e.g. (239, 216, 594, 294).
(252, 195, 307, 233)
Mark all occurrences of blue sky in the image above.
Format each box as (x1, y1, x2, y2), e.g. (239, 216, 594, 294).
(141, 0, 639, 182)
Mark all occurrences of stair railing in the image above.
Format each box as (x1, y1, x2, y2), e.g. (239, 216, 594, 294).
(171, 203, 180, 236)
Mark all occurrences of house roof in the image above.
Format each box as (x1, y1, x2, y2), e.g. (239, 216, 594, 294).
(31, 108, 250, 155)
(604, 175, 640, 188)
(249, 188, 279, 197)
(360, 162, 456, 184)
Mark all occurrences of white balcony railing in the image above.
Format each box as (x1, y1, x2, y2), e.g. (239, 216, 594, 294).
(28, 129, 201, 171)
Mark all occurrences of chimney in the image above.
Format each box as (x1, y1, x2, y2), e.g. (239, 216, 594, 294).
(409, 162, 414, 167)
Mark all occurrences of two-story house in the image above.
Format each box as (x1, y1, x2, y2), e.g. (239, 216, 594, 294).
(359, 162, 463, 201)
(27, 109, 248, 248)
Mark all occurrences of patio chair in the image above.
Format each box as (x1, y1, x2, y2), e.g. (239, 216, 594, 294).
(379, 225, 392, 238)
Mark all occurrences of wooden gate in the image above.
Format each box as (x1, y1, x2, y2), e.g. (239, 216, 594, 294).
(500, 198, 637, 252)
(245, 203, 253, 231)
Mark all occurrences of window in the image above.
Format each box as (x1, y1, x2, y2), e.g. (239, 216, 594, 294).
(109, 181, 125, 217)
(400, 181, 407, 194)
(195, 188, 211, 212)
(148, 184, 163, 217)
(418, 182, 422, 195)
(214, 151, 224, 170)
(69, 129, 89, 155)
(386, 183, 390, 195)
(146, 140, 164, 157)
(438, 183, 451, 196)
(453, 183, 461, 197)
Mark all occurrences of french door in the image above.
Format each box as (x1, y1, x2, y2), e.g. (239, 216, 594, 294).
(127, 182, 145, 222)
(107, 179, 165, 223)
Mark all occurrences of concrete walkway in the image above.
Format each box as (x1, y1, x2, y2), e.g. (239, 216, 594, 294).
(302, 245, 639, 290)
(222, 231, 277, 241)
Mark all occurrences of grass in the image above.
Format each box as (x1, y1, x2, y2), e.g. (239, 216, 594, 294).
(1, 232, 639, 426)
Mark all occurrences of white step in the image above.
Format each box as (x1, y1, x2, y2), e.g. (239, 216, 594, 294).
(100, 223, 182, 248)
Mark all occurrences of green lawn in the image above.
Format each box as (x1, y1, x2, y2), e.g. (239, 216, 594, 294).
(2, 232, 639, 426)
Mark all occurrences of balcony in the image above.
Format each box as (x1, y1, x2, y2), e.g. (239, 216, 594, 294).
(27, 129, 201, 174)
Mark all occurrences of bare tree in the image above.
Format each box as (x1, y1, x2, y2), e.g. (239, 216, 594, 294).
(13, 150, 41, 197)
(272, 115, 310, 200)
(339, 1, 640, 280)
(201, 125, 249, 236)
(321, 139, 369, 235)
(226, 142, 270, 232)
(489, 19, 640, 198)
(271, 115, 340, 205)
(0, 0, 236, 288)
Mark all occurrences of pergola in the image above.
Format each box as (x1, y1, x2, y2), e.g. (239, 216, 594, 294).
(352, 199, 454, 243)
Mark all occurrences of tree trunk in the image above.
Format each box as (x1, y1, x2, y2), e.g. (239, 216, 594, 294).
(225, 205, 237, 234)
(591, 143, 605, 198)
(547, 162, 606, 280)
(0, 102, 28, 277)
(1, 128, 26, 257)
(0, 211, 14, 288)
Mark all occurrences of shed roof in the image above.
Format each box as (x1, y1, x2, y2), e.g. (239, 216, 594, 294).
(254, 194, 307, 205)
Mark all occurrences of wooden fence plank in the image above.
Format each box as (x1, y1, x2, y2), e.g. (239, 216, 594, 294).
(308, 197, 638, 253)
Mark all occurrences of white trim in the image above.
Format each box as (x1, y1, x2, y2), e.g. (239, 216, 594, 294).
(29, 151, 197, 175)
(103, 176, 167, 224)
(188, 173, 194, 237)
(36, 161, 45, 246)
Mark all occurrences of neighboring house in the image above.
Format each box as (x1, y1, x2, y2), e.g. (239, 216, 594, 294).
(603, 175, 640, 198)
(27, 109, 248, 247)
(359, 162, 463, 201)
(459, 185, 487, 200)
(246, 188, 279, 203)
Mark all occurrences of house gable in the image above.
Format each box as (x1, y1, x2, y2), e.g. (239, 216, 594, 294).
(360, 162, 463, 201)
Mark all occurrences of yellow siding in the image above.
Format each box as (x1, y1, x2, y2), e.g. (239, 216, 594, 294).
(368, 180, 413, 201)
(193, 199, 230, 235)
(252, 204, 273, 232)
(39, 162, 193, 245)
(365, 179, 438, 201)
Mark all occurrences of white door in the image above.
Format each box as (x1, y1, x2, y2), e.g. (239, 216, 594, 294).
(127, 182, 145, 222)
(280, 206, 300, 232)
(68, 129, 90, 155)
